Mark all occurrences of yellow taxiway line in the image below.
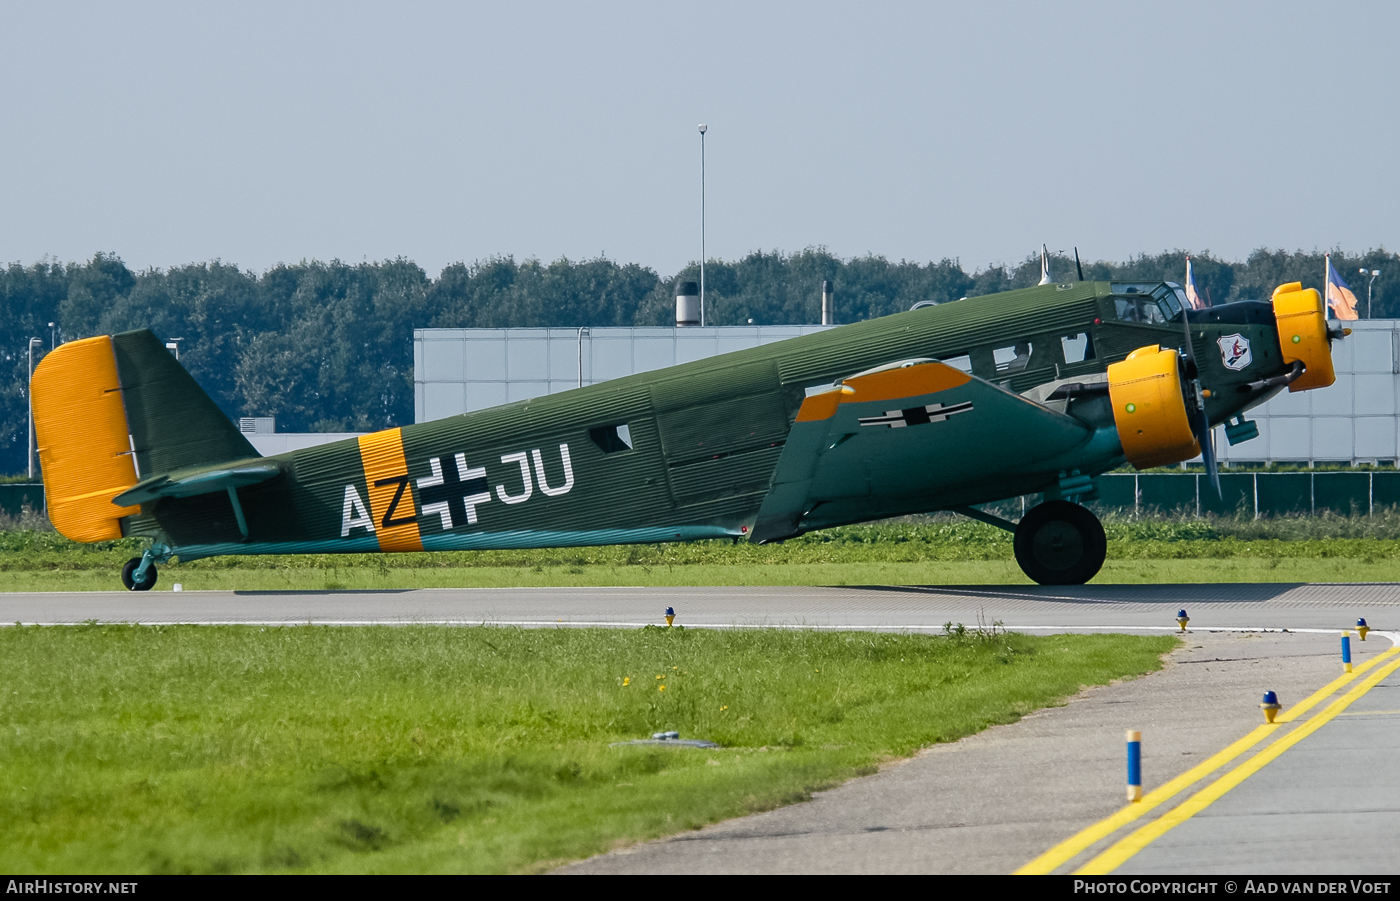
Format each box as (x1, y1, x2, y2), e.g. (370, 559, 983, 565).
(1015, 642, 1400, 875)
(1075, 649, 1400, 874)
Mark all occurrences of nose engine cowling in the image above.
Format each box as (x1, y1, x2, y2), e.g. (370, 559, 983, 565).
(1271, 281, 1335, 393)
(1107, 283, 1340, 471)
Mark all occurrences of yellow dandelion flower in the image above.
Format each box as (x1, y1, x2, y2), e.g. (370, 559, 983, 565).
(658, 684, 666, 692)
(672, 666, 679, 670)
(622, 677, 630, 686)
(720, 705, 729, 711)
(655, 674, 664, 680)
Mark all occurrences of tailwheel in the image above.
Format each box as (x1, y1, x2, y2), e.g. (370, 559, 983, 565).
(120, 557, 158, 592)
(1013, 500, 1106, 586)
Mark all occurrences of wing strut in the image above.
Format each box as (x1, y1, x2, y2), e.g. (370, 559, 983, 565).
(227, 487, 249, 540)
(950, 505, 1018, 533)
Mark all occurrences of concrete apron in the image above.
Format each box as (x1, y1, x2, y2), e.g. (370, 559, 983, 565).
(559, 630, 1391, 875)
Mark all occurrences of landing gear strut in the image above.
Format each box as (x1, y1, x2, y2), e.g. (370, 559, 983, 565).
(120, 544, 171, 591)
(121, 557, 157, 591)
(1013, 500, 1106, 586)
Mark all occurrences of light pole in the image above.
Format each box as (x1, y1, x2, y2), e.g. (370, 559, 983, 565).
(698, 123, 707, 327)
(1360, 268, 1381, 319)
(27, 337, 42, 479)
(47, 322, 55, 350)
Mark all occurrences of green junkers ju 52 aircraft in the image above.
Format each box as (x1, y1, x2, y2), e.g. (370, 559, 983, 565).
(33, 277, 1344, 590)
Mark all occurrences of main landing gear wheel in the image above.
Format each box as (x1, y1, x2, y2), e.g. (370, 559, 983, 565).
(1013, 500, 1106, 586)
(121, 557, 158, 592)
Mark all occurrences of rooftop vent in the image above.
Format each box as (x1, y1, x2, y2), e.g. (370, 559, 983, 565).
(676, 281, 700, 327)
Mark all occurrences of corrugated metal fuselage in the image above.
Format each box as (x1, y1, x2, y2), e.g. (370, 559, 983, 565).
(124, 281, 1284, 559)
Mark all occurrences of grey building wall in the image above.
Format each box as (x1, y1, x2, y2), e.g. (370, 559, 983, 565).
(414, 326, 834, 421)
(410, 320, 1400, 466)
(246, 433, 364, 456)
(1216, 319, 1398, 465)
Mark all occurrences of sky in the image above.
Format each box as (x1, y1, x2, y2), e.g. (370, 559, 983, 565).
(1, 0, 1395, 278)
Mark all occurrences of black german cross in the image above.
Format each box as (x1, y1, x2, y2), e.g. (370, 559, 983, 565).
(858, 400, 974, 429)
(413, 454, 492, 530)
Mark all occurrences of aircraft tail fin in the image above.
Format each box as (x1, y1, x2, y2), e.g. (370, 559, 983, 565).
(33, 329, 258, 542)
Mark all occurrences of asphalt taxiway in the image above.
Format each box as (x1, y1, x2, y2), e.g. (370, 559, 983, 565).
(3, 581, 1398, 631)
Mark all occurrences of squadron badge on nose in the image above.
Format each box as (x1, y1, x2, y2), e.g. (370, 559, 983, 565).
(1217, 333, 1252, 371)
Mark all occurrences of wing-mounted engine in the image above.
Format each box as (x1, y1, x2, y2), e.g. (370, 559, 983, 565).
(1107, 345, 1200, 469)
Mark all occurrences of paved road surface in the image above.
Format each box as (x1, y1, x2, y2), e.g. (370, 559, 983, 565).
(1122, 650, 1400, 876)
(3, 582, 1398, 631)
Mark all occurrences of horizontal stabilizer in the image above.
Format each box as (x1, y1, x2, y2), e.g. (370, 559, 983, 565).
(113, 459, 282, 507)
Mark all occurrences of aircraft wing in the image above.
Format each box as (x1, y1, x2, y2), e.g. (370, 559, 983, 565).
(750, 360, 1094, 542)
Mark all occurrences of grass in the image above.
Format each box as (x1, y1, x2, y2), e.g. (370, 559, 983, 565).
(3, 510, 1400, 590)
(0, 624, 1177, 873)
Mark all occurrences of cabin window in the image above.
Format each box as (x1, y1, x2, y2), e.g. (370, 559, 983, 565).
(589, 423, 633, 453)
(1060, 333, 1095, 364)
(939, 353, 973, 373)
(993, 342, 1033, 373)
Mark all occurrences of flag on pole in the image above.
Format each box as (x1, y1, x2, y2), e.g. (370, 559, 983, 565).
(1326, 254, 1360, 320)
(1184, 256, 1207, 310)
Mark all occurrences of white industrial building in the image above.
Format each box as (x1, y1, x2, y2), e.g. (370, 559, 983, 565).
(410, 319, 1400, 467)
(246, 317, 1400, 467)
(1216, 319, 1399, 465)
(413, 325, 834, 422)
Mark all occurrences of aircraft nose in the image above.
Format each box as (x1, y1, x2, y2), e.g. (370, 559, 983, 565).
(1270, 282, 1336, 393)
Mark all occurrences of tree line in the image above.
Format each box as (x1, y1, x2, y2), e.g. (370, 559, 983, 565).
(2, 246, 1394, 475)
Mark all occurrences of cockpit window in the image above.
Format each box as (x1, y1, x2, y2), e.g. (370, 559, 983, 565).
(1158, 284, 1184, 316)
(1112, 282, 1184, 323)
(1115, 297, 1168, 323)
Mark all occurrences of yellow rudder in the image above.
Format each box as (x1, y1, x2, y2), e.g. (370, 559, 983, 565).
(32, 336, 141, 542)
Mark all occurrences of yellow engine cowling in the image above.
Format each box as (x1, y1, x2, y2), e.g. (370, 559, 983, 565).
(1271, 282, 1335, 393)
(1108, 345, 1200, 470)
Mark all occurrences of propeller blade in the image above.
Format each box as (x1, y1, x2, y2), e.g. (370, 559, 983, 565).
(1177, 314, 1221, 498)
(1199, 417, 1221, 498)
(1180, 303, 1197, 364)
